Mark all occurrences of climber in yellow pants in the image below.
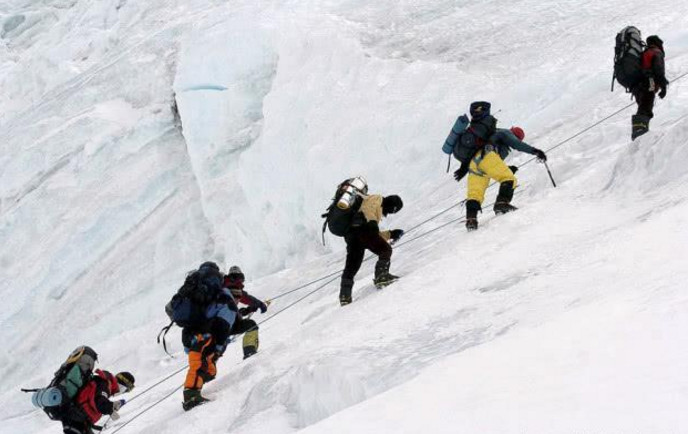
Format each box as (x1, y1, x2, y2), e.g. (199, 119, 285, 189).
(457, 127, 546, 231)
(467, 149, 517, 204)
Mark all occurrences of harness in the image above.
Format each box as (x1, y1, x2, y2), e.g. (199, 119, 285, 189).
(469, 144, 497, 177)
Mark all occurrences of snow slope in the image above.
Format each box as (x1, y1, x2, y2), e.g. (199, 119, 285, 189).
(0, 0, 688, 433)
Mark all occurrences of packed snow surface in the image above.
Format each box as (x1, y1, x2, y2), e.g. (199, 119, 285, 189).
(0, 0, 687, 433)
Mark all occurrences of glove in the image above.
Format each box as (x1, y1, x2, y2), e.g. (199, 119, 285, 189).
(390, 229, 404, 242)
(508, 165, 518, 174)
(213, 344, 226, 361)
(239, 307, 251, 316)
(453, 167, 467, 182)
(113, 399, 126, 412)
(658, 86, 667, 99)
(533, 148, 547, 162)
(254, 299, 268, 314)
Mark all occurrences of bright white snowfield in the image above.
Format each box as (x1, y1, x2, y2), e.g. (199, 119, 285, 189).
(0, 0, 688, 432)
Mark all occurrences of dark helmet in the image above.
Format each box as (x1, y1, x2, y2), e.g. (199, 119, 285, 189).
(469, 101, 492, 120)
(116, 372, 135, 392)
(646, 35, 663, 49)
(198, 262, 222, 288)
(382, 195, 403, 215)
(199, 261, 219, 272)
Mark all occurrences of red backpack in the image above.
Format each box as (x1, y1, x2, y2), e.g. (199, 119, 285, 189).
(75, 370, 118, 424)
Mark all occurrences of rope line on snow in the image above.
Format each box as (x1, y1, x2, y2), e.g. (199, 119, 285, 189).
(108, 385, 183, 434)
(125, 366, 188, 404)
(267, 200, 466, 302)
(114, 71, 688, 432)
(266, 72, 691, 302)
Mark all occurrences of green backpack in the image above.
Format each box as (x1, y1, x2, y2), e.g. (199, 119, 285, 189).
(28, 346, 98, 421)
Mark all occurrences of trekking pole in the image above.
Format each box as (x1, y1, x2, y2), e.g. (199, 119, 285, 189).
(543, 161, 557, 188)
(446, 154, 451, 173)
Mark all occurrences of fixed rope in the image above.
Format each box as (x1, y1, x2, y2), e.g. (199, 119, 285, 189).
(267, 71, 689, 302)
(108, 384, 182, 434)
(116, 70, 688, 432)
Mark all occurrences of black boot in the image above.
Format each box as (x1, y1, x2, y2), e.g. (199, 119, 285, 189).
(339, 277, 354, 306)
(631, 114, 650, 140)
(373, 259, 399, 289)
(183, 388, 210, 411)
(493, 181, 517, 215)
(465, 200, 481, 231)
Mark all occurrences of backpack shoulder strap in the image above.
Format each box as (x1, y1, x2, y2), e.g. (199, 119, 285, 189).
(156, 321, 176, 358)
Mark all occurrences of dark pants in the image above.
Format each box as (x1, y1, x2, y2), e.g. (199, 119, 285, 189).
(342, 229, 392, 280)
(62, 420, 92, 434)
(632, 84, 656, 118)
(231, 318, 257, 335)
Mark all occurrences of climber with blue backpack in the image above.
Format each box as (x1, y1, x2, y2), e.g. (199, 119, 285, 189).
(160, 261, 238, 410)
(442, 101, 547, 231)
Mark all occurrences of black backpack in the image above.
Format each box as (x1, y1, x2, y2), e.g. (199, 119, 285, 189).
(613, 26, 645, 92)
(25, 346, 97, 422)
(321, 180, 366, 243)
(165, 270, 220, 328)
(452, 114, 498, 171)
(158, 266, 222, 355)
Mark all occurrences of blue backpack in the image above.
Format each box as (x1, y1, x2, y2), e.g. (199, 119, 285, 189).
(165, 269, 221, 328)
(158, 264, 223, 355)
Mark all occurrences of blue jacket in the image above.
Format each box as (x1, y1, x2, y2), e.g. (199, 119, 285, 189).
(489, 129, 536, 161)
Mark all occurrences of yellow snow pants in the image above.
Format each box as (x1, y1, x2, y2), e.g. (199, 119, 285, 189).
(467, 150, 517, 204)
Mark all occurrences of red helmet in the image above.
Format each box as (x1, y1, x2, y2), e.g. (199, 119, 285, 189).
(510, 126, 525, 141)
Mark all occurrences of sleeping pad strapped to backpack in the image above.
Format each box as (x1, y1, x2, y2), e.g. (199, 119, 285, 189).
(443, 101, 498, 175)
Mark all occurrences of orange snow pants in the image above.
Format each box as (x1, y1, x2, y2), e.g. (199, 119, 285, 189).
(184, 333, 217, 390)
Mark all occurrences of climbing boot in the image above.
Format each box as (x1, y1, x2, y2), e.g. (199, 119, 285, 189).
(373, 259, 399, 289)
(465, 200, 481, 231)
(339, 277, 354, 306)
(631, 115, 650, 140)
(493, 181, 517, 215)
(182, 388, 210, 411)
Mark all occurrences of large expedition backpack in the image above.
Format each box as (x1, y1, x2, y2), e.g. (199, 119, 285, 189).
(158, 264, 223, 355)
(613, 26, 645, 92)
(165, 268, 220, 329)
(444, 102, 498, 175)
(26, 346, 98, 422)
(321, 177, 368, 243)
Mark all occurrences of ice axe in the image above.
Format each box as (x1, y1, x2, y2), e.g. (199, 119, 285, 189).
(543, 161, 557, 188)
